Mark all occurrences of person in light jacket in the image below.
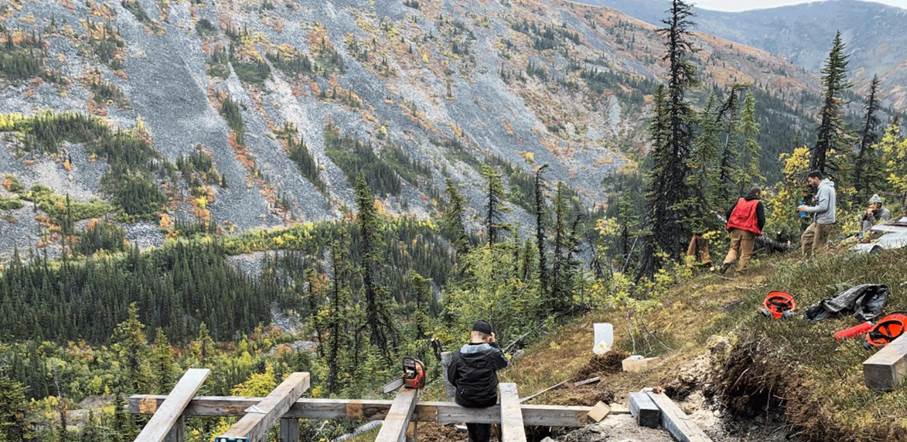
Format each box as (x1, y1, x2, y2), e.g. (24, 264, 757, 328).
(797, 170, 837, 257)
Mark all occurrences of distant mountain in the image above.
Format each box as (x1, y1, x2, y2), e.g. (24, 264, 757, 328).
(0, 0, 819, 257)
(582, 0, 907, 110)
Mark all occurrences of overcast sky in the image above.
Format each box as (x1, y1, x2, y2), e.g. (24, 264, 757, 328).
(693, 0, 907, 11)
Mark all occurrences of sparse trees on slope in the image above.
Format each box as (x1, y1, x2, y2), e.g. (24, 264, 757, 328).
(685, 95, 721, 234)
(812, 31, 851, 174)
(853, 75, 883, 203)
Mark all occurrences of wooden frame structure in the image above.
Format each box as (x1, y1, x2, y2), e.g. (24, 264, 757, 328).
(131, 370, 595, 441)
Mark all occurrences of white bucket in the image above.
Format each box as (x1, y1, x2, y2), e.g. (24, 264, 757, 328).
(593, 323, 613, 354)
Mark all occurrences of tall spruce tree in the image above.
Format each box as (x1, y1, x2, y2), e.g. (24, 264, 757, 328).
(441, 178, 469, 255)
(149, 328, 174, 393)
(354, 175, 397, 360)
(737, 91, 762, 190)
(716, 85, 745, 202)
(482, 165, 507, 246)
(640, 0, 697, 276)
(325, 227, 352, 394)
(852, 75, 882, 202)
(534, 164, 549, 297)
(812, 31, 851, 174)
(685, 95, 720, 233)
(550, 182, 571, 313)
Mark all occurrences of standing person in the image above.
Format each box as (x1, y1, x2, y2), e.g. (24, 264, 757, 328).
(686, 233, 712, 268)
(447, 320, 509, 442)
(798, 171, 837, 257)
(859, 194, 891, 240)
(720, 187, 765, 274)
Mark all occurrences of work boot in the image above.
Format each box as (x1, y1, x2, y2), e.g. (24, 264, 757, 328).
(719, 262, 732, 274)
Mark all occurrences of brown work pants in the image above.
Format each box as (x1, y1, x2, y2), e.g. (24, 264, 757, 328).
(723, 229, 756, 273)
(801, 222, 836, 257)
(686, 234, 712, 265)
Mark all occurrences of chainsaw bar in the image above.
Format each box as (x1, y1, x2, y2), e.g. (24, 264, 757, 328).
(382, 378, 404, 394)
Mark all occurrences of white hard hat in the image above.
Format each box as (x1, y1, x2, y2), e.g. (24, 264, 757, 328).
(869, 194, 883, 204)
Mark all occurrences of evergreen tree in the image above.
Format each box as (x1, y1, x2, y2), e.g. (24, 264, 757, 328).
(640, 0, 697, 275)
(685, 95, 721, 233)
(110, 303, 149, 392)
(482, 166, 508, 246)
(354, 175, 397, 360)
(441, 178, 469, 255)
(550, 182, 572, 313)
(149, 328, 174, 393)
(0, 375, 34, 441)
(853, 75, 883, 202)
(533, 164, 549, 297)
(325, 228, 352, 394)
(812, 31, 851, 174)
(716, 85, 745, 202)
(737, 91, 762, 190)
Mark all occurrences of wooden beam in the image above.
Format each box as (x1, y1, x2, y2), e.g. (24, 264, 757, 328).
(646, 392, 712, 442)
(215, 372, 310, 442)
(278, 418, 299, 442)
(628, 392, 660, 428)
(499, 383, 527, 442)
(864, 334, 907, 391)
(129, 396, 593, 427)
(375, 388, 419, 442)
(519, 380, 568, 403)
(135, 368, 210, 442)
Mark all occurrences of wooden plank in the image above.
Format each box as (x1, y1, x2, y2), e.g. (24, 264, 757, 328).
(278, 418, 299, 442)
(519, 380, 568, 403)
(573, 376, 601, 387)
(215, 372, 310, 442)
(135, 368, 210, 442)
(129, 396, 593, 427)
(863, 334, 907, 391)
(499, 383, 527, 442)
(647, 392, 712, 442)
(586, 402, 610, 423)
(628, 392, 660, 428)
(375, 388, 419, 442)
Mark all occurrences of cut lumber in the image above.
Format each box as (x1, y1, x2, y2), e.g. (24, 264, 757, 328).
(863, 334, 907, 391)
(573, 376, 601, 387)
(628, 392, 660, 428)
(520, 380, 568, 403)
(278, 418, 298, 442)
(135, 368, 210, 442)
(129, 395, 593, 427)
(586, 401, 610, 423)
(215, 372, 310, 442)
(646, 392, 712, 442)
(375, 388, 419, 442)
(499, 383, 527, 442)
(622, 356, 659, 373)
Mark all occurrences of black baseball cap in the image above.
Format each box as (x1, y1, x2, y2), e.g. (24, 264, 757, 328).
(472, 320, 493, 335)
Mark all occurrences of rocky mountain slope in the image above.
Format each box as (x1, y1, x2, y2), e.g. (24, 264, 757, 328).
(0, 0, 819, 258)
(584, 0, 907, 110)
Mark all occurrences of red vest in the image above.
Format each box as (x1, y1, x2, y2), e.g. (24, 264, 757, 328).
(726, 198, 762, 235)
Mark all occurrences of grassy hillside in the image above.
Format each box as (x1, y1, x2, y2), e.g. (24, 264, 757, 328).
(504, 247, 907, 441)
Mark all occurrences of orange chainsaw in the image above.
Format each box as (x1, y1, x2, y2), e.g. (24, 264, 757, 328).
(382, 357, 427, 393)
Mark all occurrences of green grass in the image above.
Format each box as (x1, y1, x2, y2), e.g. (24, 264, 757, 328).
(710, 249, 907, 440)
(0, 196, 23, 210)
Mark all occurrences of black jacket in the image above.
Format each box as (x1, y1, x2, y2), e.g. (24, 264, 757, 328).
(447, 342, 509, 408)
(725, 193, 766, 232)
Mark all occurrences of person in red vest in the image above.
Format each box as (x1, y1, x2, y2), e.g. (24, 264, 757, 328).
(720, 187, 766, 274)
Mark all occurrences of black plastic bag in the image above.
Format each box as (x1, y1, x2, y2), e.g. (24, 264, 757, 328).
(805, 284, 890, 322)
